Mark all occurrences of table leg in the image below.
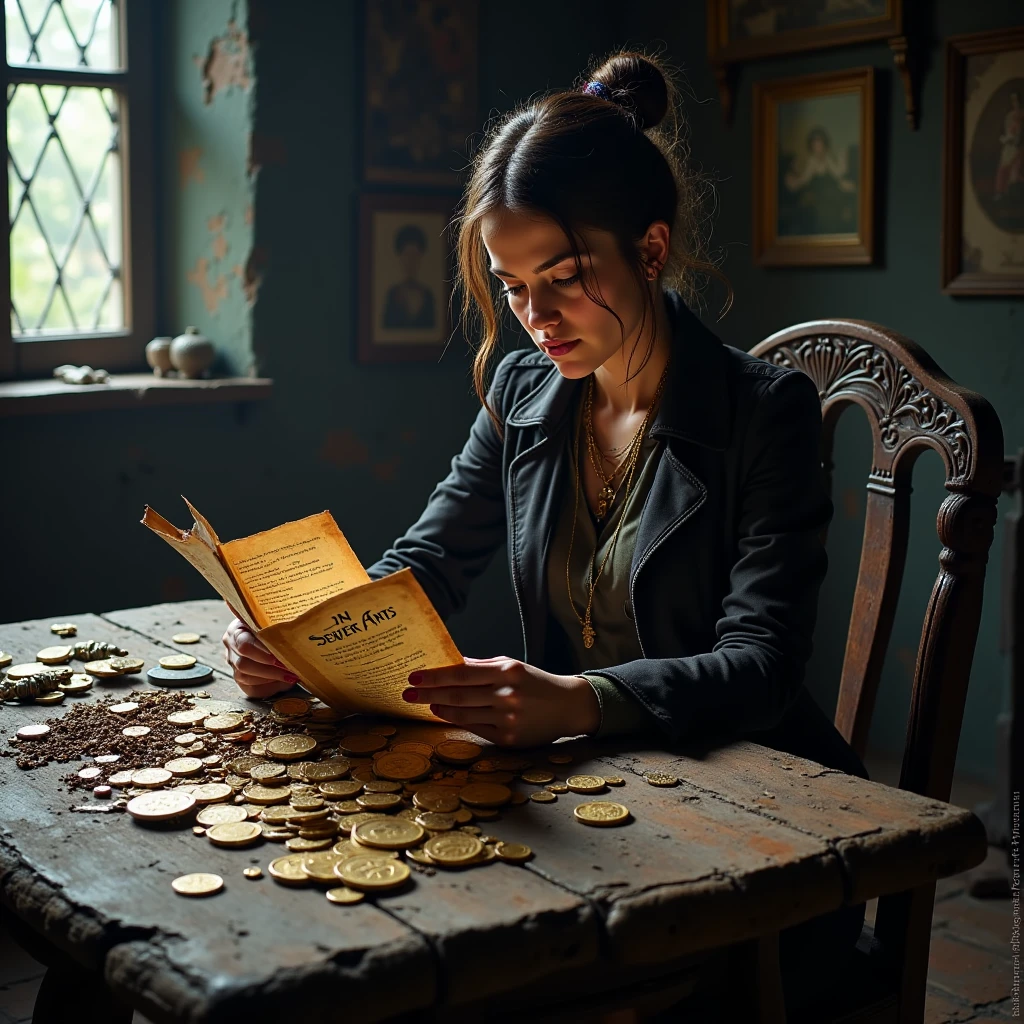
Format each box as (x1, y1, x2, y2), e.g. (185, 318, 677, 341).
(32, 963, 134, 1024)
(727, 932, 787, 1024)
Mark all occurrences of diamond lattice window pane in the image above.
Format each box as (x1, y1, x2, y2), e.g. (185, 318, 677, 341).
(5, 0, 120, 70)
(7, 83, 123, 335)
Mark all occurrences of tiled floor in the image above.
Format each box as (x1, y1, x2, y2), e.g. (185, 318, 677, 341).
(0, 752, 1015, 1023)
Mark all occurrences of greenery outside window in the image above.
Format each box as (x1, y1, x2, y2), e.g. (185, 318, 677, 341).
(1, 0, 154, 379)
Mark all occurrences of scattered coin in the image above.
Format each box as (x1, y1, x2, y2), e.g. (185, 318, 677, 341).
(302, 761, 350, 782)
(132, 767, 173, 788)
(171, 632, 201, 644)
(243, 866, 263, 879)
(148, 664, 214, 687)
(242, 783, 292, 805)
(7, 663, 47, 679)
(33, 691, 65, 706)
(78, 766, 102, 781)
(93, 785, 112, 798)
(574, 801, 632, 827)
(108, 771, 135, 787)
(520, 769, 555, 784)
(415, 811, 456, 831)
(603, 776, 626, 786)
(424, 832, 483, 866)
(83, 659, 122, 678)
(190, 782, 234, 804)
(204, 712, 246, 733)
(548, 753, 573, 764)
(0, 651, 11, 668)
(434, 739, 482, 765)
(337, 734, 388, 755)
(159, 654, 197, 670)
(389, 741, 434, 757)
(58, 675, 93, 695)
(122, 725, 151, 738)
(196, 804, 248, 827)
(373, 751, 432, 782)
(529, 790, 556, 803)
(127, 789, 197, 821)
(36, 645, 73, 664)
(165, 757, 205, 776)
(50, 622, 78, 637)
(546, 783, 569, 793)
(319, 779, 363, 798)
(335, 855, 411, 891)
(171, 872, 223, 897)
(352, 818, 425, 850)
(166, 708, 207, 726)
(249, 762, 286, 783)
(95, 754, 121, 764)
(643, 772, 679, 787)
(108, 657, 145, 674)
(206, 821, 263, 848)
(108, 702, 140, 715)
(356, 792, 402, 811)
(17, 724, 50, 740)
(566, 774, 607, 794)
(412, 788, 461, 813)
(459, 783, 512, 808)
(266, 734, 317, 760)
(268, 854, 310, 886)
(326, 886, 365, 904)
(272, 697, 311, 717)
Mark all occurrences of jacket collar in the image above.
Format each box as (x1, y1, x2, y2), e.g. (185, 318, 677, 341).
(506, 289, 731, 451)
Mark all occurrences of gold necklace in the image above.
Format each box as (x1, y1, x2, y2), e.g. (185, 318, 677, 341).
(566, 362, 669, 649)
(584, 379, 647, 521)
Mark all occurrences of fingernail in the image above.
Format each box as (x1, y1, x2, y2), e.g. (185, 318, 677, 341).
(402, 688, 418, 703)
(408, 672, 423, 685)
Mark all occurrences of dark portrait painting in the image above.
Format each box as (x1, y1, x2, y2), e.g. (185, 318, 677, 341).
(777, 91, 861, 238)
(728, 0, 889, 40)
(363, 0, 479, 186)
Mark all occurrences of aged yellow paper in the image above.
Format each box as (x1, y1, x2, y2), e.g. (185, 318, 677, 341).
(260, 568, 460, 720)
(219, 511, 370, 630)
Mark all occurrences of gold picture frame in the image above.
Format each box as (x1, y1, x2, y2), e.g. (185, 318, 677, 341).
(753, 67, 875, 267)
(940, 26, 1024, 296)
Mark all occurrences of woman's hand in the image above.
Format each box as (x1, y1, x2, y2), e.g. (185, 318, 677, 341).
(403, 657, 601, 747)
(221, 613, 298, 699)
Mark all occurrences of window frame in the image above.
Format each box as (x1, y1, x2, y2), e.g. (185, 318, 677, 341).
(0, 0, 155, 380)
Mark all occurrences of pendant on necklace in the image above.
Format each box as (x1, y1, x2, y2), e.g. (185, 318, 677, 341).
(595, 483, 615, 521)
(582, 617, 596, 649)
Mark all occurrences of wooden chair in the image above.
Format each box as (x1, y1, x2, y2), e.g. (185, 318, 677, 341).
(745, 319, 1005, 1024)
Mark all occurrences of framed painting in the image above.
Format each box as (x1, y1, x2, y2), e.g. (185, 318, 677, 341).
(357, 193, 455, 363)
(753, 67, 875, 266)
(362, 0, 479, 187)
(941, 26, 1024, 296)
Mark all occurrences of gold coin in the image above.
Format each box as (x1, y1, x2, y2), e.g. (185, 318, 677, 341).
(459, 783, 512, 808)
(122, 725, 151, 738)
(78, 766, 102, 781)
(191, 782, 235, 804)
(434, 739, 483, 765)
(165, 757, 205, 776)
(356, 792, 402, 811)
(36, 645, 73, 664)
(171, 872, 223, 897)
(415, 811, 456, 831)
(338, 811, 390, 834)
(108, 701, 139, 715)
(268, 854, 310, 886)
(373, 751, 433, 782)
(127, 789, 197, 821)
(337, 733, 387, 755)
(265, 734, 317, 760)
(301, 851, 348, 883)
(171, 632, 201, 644)
(108, 657, 144, 674)
(334, 800, 363, 815)
(361, 781, 400, 795)
(529, 790, 556, 803)
(192, 826, 207, 837)
(405, 847, 435, 866)
(226, 755, 266, 776)
(243, 783, 292, 805)
(34, 691, 65, 706)
(454, 806, 474, 822)
(7, 662, 47, 679)
(352, 818, 425, 850)
(272, 697, 311, 717)
(368, 723, 397, 736)
(131, 767, 172, 788)
(249, 762, 287, 782)
(0, 651, 11, 668)
(471, 806, 500, 820)
(412, 788, 460, 813)
(302, 761, 350, 781)
(643, 772, 679, 787)
(58, 675, 93, 695)
(520, 769, 555, 784)
(16, 723, 49, 740)
(424, 832, 483, 865)
(574, 801, 632, 827)
(243, 866, 263, 879)
(286, 837, 333, 852)
(548, 753, 573, 764)
(84, 659, 122, 678)
(390, 741, 434, 756)
(566, 774, 607, 794)
(50, 622, 78, 636)
(326, 886, 365, 904)
(203, 712, 245, 733)
(319, 779, 363, 798)
(603, 776, 626, 786)
(546, 783, 569, 794)
(196, 804, 248, 827)
(159, 654, 197, 670)
(166, 708, 207, 726)
(494, 841, 533, 864)
(206, 821, 262, 847)
(335, 855, 411, 891)
(108, 770, 135, 787)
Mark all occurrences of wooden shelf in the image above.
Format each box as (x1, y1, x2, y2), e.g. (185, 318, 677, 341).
(0, 373, 273, 417)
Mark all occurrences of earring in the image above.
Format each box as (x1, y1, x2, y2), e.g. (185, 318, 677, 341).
(646, 262, 660, 280)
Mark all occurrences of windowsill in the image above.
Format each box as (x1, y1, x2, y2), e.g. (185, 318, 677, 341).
(0, 373, 273, 417)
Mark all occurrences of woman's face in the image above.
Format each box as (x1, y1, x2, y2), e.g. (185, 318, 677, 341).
(481, 208, 651, 379)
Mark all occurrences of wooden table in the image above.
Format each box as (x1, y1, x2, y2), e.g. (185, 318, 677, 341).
(0, 600, 987, 1023)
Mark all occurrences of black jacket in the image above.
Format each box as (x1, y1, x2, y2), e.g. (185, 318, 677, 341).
(369, 290, 867, 779)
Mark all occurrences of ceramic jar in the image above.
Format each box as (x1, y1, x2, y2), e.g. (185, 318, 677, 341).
(169, 327, 215, 379)
(145, 337, 173, 376)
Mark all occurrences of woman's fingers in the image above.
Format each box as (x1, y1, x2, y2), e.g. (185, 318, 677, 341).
(233, 673, 296, 699)
(405, 685, 496, 707)
(429, 704, 504, 727)
(226, 648, 292, 682)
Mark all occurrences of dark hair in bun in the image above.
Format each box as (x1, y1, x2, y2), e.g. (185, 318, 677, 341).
(454, 47, 729, 430)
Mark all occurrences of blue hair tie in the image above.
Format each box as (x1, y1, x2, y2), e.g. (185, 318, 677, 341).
(583, 81, 612, 101)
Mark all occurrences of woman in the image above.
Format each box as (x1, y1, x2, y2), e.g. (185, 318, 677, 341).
(223, 51, 866, 1013)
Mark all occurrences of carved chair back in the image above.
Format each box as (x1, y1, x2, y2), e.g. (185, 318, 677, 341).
(750, 321, 1003, 805)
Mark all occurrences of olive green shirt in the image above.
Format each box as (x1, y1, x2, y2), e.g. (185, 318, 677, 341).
(546, 405, 660, 737)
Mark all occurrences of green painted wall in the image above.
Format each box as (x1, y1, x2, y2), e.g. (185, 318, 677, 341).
(618, 0, 1022, 784)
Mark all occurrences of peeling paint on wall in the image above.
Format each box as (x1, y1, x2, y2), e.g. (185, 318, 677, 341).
(319, 429, 371, 469)
(232, 244, 268, 306)
(208, 213, 229, 261)
(179, 147, 204, 187)
(187, 256, 230, 314)
(196, 17, 251, 105)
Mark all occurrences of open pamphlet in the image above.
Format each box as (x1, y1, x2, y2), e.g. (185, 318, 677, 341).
(141, 498, 462, 720)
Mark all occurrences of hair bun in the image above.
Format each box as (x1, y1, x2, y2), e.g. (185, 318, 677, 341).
(585, 52, 669, 132)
